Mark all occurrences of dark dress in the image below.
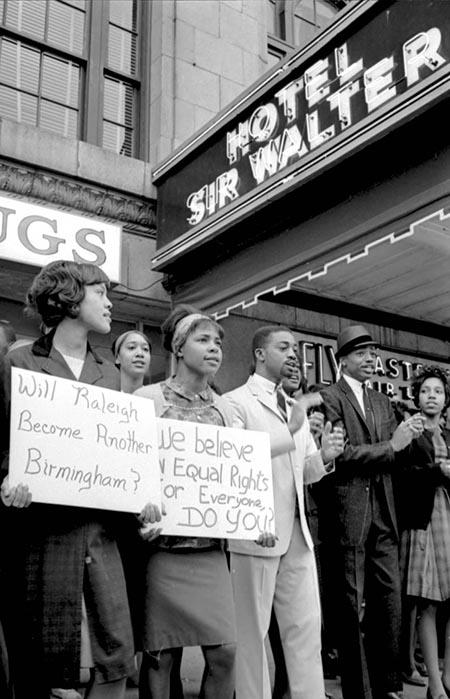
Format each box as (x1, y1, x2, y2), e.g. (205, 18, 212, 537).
(2, 332, 135, 698)
(140, 379, 237, 652)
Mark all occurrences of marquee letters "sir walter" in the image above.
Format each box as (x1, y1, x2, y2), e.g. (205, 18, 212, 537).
(186, 27, 446, 226)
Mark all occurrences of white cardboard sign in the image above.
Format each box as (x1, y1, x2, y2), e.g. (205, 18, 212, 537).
(9, 368, 161, 513)
(157, 418, 274, 539)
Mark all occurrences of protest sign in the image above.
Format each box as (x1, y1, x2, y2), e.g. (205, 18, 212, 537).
(157, 418, 274, 539)
(9, 367, 161, 512)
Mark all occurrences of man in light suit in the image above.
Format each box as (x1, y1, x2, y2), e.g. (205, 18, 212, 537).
(225, 326, 344, 699)
(321, 325, 424, 699)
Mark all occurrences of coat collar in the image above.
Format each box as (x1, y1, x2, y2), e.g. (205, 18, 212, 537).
(32, 330, 105, 383)
(247, 373, 285, 422)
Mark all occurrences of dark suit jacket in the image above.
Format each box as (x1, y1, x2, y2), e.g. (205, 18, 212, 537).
(397, 427, 450, 531)
(321, 377, 399, 546)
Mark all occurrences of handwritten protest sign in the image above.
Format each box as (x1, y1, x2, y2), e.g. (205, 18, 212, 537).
(157, 418, 274, 539)
(9, 368, 161, 512)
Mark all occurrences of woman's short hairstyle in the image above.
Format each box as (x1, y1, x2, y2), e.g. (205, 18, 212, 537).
(26, 260, 110, 328)
(161, 304, 223, 354)
(411, 364, 450, 409)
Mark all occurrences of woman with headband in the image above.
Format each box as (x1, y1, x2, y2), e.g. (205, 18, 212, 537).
(112, 330, 152, 394)
(0, 260, 161, 699)
(135, 305, 237, 699)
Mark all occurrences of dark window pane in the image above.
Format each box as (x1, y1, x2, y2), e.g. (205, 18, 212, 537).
(104, 76, 134, 126)
(5, 0, 46, 39)
(0, 39, 40, 92)
(41, 54, 79, 107)
(0, 84, 38, 124)
(40, 99, 78, 138)
(109, 0, 136, 31)
(102, 120, 133, 156)
(108, 24, 136, 74)
(47, 0, 85, 55)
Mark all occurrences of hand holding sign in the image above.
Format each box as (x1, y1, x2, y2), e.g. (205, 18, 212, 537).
(0, 475, 32, 508)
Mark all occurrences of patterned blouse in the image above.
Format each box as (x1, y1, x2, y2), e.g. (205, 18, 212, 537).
(156, 377, 225, 552)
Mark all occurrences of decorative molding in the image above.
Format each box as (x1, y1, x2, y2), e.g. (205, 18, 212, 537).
(0, 161, 157, 231)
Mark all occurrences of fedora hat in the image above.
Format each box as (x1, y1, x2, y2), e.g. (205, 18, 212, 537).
(336, 325, 376, 360)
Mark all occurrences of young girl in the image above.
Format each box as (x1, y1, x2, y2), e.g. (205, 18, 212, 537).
(402, 365, 450, 699)
(0, 260, 160, 699)
(112, 330, 152, 394)
(135, 305, 237, 699)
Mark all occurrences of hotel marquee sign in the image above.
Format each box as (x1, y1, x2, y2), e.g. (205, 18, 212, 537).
(154, 0, 450, 260)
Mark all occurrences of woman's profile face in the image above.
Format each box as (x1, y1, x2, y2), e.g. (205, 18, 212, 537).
(418, 376, 446, 417)
(77, 283, 112, 334)
(179, 321, 222, 377)
(117, 332, 151, 379)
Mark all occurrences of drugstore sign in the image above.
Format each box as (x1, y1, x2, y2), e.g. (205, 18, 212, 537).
(294, 331, 450, 404)
(0, 195, 122, 282)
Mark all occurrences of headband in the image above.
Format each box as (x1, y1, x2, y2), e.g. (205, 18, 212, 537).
(171, 313, 211, 356)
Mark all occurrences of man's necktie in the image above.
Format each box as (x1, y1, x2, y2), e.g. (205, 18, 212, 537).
(276, 387, 288, 422)
(362, 383, 376, 440)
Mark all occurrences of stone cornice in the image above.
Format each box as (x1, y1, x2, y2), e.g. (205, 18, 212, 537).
(0, 160, 157, 231)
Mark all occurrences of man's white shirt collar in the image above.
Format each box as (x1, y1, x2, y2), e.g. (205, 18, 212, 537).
(252, 372, 278, 394)
(343, 373, 366, 416)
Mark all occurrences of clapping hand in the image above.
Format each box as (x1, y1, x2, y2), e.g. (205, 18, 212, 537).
(288, 392, 322, 436)
(390, 414, 425, 452)
(320, 422, 345, 462)
(308, 410, 325, 443)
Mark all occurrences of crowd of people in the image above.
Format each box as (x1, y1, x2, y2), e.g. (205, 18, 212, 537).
(0, 259, 449, 699)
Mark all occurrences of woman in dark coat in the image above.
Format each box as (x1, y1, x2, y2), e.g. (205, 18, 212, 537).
(401, 365, 450, 699)
(0, 260, 160, 699)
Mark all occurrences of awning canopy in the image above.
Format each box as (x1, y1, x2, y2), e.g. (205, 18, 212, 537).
(214, 207, 450, 325)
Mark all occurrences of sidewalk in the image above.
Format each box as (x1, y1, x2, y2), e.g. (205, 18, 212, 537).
(125, 646, 428, 698)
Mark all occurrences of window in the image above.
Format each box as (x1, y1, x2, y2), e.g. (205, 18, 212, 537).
(103, 0, 139, 156)
(267, 0, 347, 64)
(0, 0, 145, 157)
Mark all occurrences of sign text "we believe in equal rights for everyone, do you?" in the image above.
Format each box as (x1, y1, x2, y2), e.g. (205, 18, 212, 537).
(156, 418, 274, 540)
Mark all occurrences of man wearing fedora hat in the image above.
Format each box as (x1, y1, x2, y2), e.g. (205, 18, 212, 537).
(321, 325, 424, 699)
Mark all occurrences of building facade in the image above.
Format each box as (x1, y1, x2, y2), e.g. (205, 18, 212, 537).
(0, 0, 448, 394)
